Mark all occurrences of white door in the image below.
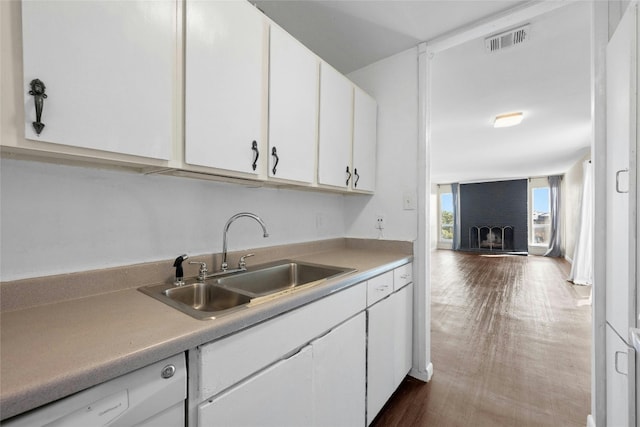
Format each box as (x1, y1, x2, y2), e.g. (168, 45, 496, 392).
(352, 87, 377, 192)
(185, 0, 266, 175)
(311, 313, 366, 427)
(268, 25, 318, 183)
(606, 4, 638, 426)
(198, 346, 313, 427)
(367, 297, 395, 425)
(318, 62, 353, 189)
(393, 283, 414, 387)
(21, 0, 175, 160)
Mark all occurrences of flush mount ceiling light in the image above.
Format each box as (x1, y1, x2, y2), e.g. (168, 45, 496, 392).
(493, 112, 524, 128)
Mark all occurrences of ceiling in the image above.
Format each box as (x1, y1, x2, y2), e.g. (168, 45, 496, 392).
(254, 1, 593, 184)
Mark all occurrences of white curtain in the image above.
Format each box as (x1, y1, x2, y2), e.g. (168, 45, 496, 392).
(569, 161, 593, 285)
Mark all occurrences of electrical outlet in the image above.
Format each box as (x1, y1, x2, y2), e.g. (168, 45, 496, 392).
(376, 215, 385, 230)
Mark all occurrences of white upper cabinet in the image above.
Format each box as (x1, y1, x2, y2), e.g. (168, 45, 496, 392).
(318, 62, 354, 189)
(20, 0, 176, 161)
(352, 87, 377, 192)
(17, 0, 377, 193)
(268, 25, 318, 184)
(185, 0, 267, 176)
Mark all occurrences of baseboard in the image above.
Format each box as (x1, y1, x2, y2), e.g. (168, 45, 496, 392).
(565, 254, 574, 264)
(586, 414, 596, 427)
(409, 362, 434, 382)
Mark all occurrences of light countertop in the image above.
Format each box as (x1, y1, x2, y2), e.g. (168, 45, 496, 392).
(0, 245, 412, 420)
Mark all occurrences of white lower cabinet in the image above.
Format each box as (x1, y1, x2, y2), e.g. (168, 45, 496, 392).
(366, 268, 414, 425)
(189, 282, 367, 426)
(198, 346, 313, 427)
(312, 313, 366, 427)
(393, 282, 414, 387)
(197, 313, 366, 427)
(189, 263, 412, 427)
(367, 291, 396, 424)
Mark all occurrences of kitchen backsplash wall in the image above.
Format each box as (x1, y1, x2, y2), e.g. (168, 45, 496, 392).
(0, 158, 346, 281)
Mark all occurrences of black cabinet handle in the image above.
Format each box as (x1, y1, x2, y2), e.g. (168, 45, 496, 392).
(251, 141, 259, 171)
(346, 166, 352, 186)
(28, 79, 47, 135)
(271, 147, 279, 175)
(354, 168, 360, 188)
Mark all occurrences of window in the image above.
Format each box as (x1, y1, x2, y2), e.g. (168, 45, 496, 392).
(440, 191, 453, 241)
(530, 180, 550, 245)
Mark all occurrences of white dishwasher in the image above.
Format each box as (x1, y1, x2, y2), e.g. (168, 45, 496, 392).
(4, 353, 186, 427)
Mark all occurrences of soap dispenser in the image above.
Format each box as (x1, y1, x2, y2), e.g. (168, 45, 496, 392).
(173, 254, 189, 286)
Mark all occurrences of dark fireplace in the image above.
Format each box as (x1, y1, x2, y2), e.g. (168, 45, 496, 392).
(469, 226, 514, 251)
(459, 180, 528, 252)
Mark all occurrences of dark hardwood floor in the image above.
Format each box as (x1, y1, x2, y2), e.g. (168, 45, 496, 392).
(372, 250, 591, 427)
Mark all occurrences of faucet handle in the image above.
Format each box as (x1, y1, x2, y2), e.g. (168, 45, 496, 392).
(239, 253, 255, 269)
(189, 261, 208, 282)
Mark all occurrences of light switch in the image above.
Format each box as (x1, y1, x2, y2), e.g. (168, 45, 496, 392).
(403, 192, 416, 210)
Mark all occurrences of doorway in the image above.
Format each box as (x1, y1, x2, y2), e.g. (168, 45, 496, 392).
(421, 1, 595, 424)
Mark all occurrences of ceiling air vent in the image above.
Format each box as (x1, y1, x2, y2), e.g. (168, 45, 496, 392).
(485, 24, 530, 53)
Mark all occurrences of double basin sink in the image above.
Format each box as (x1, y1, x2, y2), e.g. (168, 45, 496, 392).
(139, 260, 354, 320)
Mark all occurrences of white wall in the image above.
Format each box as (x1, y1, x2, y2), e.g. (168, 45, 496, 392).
(345, 48, 419, 242)
(0, 158, 345, 281)
(346, 48, 430, 383)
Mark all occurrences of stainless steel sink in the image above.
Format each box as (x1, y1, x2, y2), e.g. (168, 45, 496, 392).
(138, 260, 354, 320)
(218, 260, 354, 298)
(165, 283, 251, 312)
(139, 282, 252, 320)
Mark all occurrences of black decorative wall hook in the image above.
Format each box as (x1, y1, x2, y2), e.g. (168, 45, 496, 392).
(28, 79, 47, 135)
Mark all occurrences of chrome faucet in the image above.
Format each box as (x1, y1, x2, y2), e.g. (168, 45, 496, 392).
(221, 212, 269, 272)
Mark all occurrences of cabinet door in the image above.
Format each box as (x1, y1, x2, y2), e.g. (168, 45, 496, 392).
(185, 0, 266, 175)
(268, 25, 318, 184)
(196, 282, 366, 400)
(21, 0, 175, 160)
(605, 0, 635, 339)
(318, 62, 353, 188)
(312, 313, 366, 427)
(605, 6, 638, 427)
(393, 282, 413, 386)
(606, 325, 630, 427)
(352, 87, 377, 192)
(367, 297, 395, 425)
(198, 346, 313, 427)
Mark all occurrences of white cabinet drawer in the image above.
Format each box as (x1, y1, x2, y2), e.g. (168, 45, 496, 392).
(393, 262, 413, 291)
(196, 282, 366, 400)
(366, 271, 393, 306)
